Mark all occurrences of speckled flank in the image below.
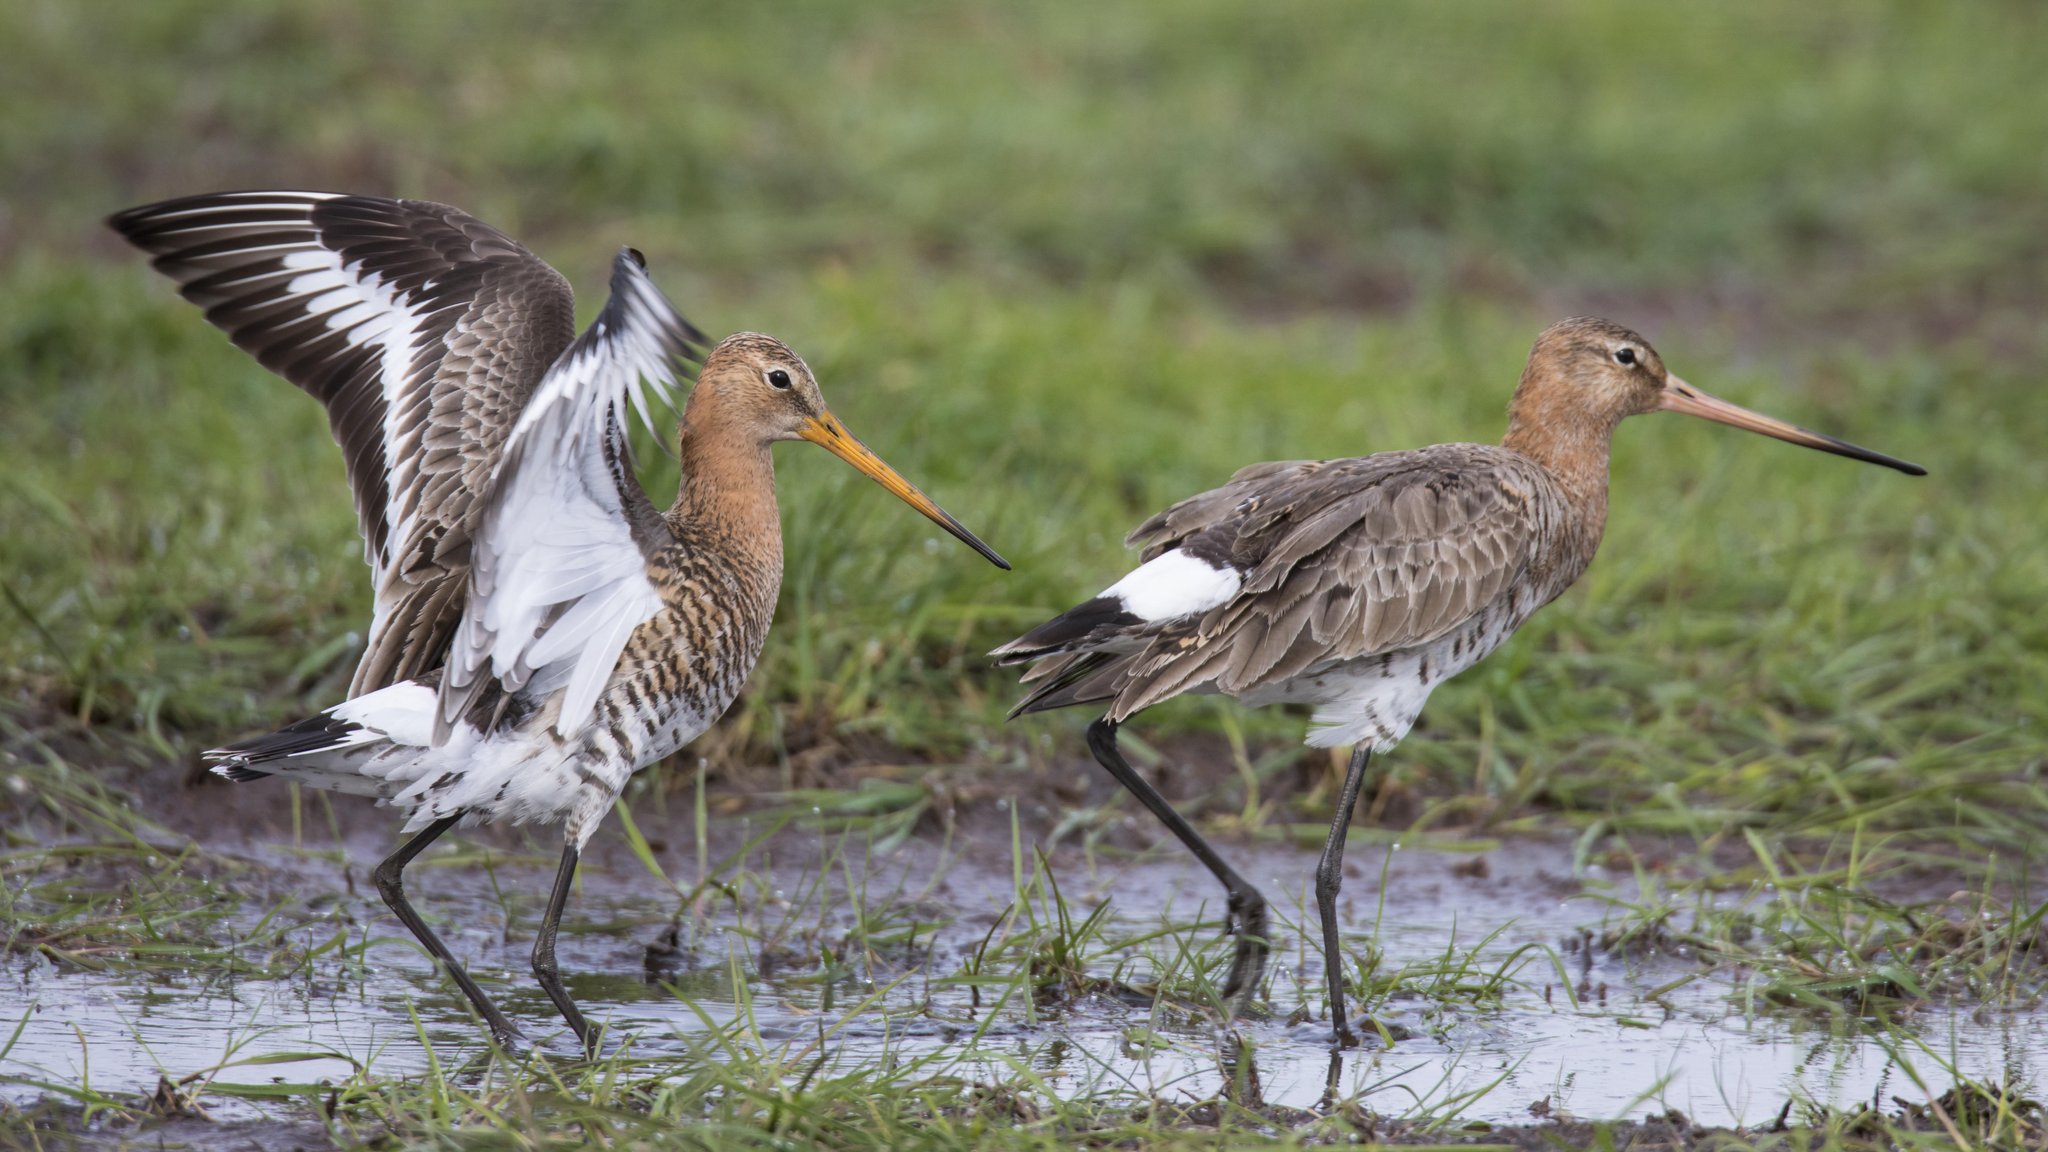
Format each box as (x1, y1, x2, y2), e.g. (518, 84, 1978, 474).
(378, 532, 783, 848)
(560, 517, 782, 844)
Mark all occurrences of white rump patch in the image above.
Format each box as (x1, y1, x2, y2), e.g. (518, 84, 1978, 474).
(328, 680, 439, 749)
(1103, 550, 1242, 622)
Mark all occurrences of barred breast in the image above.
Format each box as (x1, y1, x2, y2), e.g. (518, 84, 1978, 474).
(555, 529, 782, 836)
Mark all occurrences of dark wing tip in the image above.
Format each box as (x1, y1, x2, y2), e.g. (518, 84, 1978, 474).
(105, 204, 148, 238)
(990, 596, 1142, 665)
(105, 197, 193, 243)
(607, 245, 713, 367)
(1004, 652, 1120, 719)
(108, 189, 334, 231)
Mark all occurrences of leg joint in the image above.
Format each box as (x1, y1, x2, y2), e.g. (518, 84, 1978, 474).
(1085, 715, 1118, 759)
(1314, 860, 1342, 900)
(372, 862, 404, 903)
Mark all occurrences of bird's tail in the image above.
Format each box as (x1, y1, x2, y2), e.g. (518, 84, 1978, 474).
(204, 680, 436, 797)
(988, 595, 1142, 668)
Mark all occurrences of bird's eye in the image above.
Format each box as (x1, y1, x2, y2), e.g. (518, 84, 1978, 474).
(767, 369, 793, 390)
(1614, 347, 1638, 367)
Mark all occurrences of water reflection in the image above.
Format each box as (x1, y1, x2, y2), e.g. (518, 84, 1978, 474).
(2, 838, 2038, 1129)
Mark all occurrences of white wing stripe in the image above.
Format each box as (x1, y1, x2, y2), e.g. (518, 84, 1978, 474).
(286, 272, 352, 297)
(132, 192, 342, 221)
(325, 301, 388, 331)
(441, 250, 686, 740)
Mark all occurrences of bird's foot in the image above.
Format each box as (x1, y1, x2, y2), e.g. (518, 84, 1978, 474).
(489, 1025, 537, 1060)
(1216, 1028, 1264, 1108)
(528, 1025, 611, 1062)
(490, 1022, 609, 1062)
(1328, 1011, 1396, 1050)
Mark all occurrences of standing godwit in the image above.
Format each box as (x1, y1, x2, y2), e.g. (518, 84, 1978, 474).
(111, 191, 1008, 1055)
(993, 317, 1922, 1046)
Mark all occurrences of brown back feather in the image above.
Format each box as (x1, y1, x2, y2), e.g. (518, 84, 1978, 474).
(1015, 445, 1573, 721)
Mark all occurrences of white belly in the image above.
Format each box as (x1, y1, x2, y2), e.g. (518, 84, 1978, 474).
(231, 668, 729, 849)
(415, 693, 719, 840)
(1238, 613, 1517, 751)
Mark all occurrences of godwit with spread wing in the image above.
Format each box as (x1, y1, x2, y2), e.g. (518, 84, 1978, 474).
(112, 191, 1008, 1054)
(993, 317, 1922, 1046)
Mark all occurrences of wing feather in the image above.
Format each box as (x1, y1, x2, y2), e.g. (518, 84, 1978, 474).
(110, 191, 584, 695)
(1004, 446, 1566, 720)
(439, 249, 705, 740)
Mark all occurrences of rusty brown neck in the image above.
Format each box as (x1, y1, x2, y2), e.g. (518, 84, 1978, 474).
(667, 404, 785, 574)
(1500, 386, 1619, 560)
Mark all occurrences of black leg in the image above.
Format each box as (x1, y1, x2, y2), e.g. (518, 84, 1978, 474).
(1087, 717, 1268, 1009)
(373, 816, 530, 1052)
(532, 843, 596, 1056)
(1315, 746, 1373, 1047)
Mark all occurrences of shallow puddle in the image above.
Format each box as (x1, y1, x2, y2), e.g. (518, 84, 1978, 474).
(4, 827, 2040, 1130)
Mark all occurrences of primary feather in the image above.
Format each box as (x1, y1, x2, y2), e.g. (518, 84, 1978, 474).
(110, 192, 580, 695)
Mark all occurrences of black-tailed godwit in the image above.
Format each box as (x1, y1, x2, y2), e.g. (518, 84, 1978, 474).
(112, 191, 1008, 1054)
(993, 317, 1922, 1046)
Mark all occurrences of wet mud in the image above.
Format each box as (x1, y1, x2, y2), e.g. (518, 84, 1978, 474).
(6, 767, 2040, 1145)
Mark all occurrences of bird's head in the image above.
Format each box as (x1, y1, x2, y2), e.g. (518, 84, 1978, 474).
(1512, 317, 1924, 475)
(691, 332, 1010, 569)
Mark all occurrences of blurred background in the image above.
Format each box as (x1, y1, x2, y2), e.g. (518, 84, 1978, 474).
(2, 0, 2042, 842)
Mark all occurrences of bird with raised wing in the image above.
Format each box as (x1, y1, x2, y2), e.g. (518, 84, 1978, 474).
(112, 191, 1008, 1055)
(993, 317, 1922, 1046)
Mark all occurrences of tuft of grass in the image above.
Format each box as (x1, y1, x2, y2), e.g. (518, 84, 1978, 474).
(1577, 831, 2048, 1029)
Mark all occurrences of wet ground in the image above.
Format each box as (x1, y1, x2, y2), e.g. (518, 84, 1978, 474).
(6, 798, 2039, 1137)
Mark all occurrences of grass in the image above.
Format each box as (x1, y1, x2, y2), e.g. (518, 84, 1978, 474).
(3, 0, 2047, 1146)
(6, 804, 2044, 1149)
(1577, 831, 2048, 1021)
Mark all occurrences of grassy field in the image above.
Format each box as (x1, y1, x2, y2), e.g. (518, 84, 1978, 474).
(4, 0, 2047, 1147)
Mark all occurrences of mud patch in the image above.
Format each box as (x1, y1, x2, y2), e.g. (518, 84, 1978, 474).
(5, 817, 2041, 1138)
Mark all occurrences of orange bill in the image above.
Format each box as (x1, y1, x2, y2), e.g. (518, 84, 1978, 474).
(799, 411, 1011, 569)
(1659, 376, 1926, 476)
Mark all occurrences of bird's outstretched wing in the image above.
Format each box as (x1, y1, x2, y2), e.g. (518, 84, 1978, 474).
(997, 446, 1562, 719)
(439, 249, 702, 741)
(110, 191, 585, 696)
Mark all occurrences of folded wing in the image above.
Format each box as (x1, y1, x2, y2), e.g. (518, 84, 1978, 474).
(999, 447, 1558, 719)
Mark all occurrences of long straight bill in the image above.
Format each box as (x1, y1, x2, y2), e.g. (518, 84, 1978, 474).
(1659, 376, 1926, 476)
(798, 412, 1011, 569)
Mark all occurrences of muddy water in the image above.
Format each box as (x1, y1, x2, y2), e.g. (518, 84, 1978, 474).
(4, 826, 2039, 1129)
